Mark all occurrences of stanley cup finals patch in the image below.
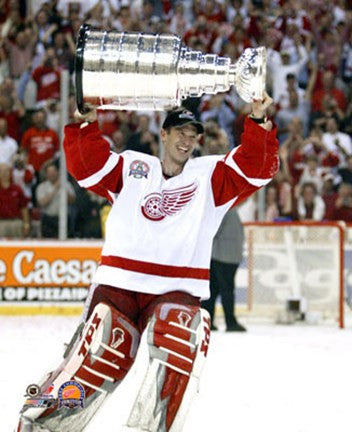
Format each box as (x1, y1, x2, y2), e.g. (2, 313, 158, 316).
(129, 160, 150, 179)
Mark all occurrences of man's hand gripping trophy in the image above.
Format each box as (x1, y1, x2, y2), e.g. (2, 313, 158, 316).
(250, 91, 274, 131)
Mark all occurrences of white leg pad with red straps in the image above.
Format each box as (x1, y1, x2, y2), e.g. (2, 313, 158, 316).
(16, 303, 140, 432)
(124, 303, 211, 432)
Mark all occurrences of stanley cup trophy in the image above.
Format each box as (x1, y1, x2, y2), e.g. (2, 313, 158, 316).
(75, 24, 266, 113)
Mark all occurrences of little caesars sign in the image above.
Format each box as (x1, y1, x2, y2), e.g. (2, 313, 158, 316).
(0, 241, 102, 304)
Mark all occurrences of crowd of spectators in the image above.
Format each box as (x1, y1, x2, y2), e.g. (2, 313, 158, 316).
(1, 0, 352, 239)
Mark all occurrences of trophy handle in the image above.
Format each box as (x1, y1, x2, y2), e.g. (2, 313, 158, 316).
(75, 24, 91, 114)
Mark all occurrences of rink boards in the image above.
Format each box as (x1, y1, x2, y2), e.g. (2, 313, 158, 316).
(0, 238, 351, 316)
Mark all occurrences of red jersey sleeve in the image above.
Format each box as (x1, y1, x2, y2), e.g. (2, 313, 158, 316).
(321, 151, 340, 168)
(20, 129, 31, 151)
(63, 121, 124, 202)
(52, 130, 59, 152)
(15, 184, 28, 209)
(32, 66, 42, 83)
(211, 117, 279, 207)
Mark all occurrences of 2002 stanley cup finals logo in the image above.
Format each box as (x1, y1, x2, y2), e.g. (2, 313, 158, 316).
(129, 160, 150, 179)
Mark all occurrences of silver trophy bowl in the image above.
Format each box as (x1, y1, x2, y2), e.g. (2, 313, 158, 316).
(75, 25, 266, 113)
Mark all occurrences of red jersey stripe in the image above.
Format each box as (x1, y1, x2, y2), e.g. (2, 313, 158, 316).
(101, 255, 209, 280)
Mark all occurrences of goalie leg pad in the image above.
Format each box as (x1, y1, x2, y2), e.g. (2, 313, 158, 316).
(126, 303, 211, 432)
(17, 302, 140, 432)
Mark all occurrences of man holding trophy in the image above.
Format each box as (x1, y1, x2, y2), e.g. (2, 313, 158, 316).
(17, 26, 278, 432)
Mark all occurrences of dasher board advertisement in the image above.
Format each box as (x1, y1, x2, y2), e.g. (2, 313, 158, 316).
(0, 241, 103, 314)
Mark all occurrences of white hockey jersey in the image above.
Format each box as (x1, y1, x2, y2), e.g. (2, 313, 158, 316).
(64, 118, 279, 300)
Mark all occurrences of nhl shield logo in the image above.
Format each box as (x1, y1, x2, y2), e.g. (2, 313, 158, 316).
(129, 160, 150, 179)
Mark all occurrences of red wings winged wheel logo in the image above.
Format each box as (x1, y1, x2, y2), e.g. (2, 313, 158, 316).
(141, 182, 198, 221)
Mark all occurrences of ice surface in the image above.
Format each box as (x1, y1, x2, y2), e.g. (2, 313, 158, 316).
(1, 315, 352, 432)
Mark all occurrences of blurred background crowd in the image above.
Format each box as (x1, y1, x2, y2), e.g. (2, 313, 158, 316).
(1, 0, 352, 239)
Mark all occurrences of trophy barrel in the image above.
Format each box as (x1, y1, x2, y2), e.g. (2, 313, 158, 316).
(75, 25, 182, 113)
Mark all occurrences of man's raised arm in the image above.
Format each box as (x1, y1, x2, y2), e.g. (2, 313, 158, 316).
(211, 92, 279, 206)
(63, 109, 124, 202)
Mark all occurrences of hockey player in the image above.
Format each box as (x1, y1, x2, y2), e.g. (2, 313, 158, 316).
(16, 92, 278, 432)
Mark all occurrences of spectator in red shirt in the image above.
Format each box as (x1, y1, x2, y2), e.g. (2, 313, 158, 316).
(201, 0, 226, 23)
(312, 70, 347, 113)
(321, 173, 338, 220)
(12, 153, 35, 202)
(279, 119, 306, 185)
(20, 108, 59, 173)
(183, 15, 217, 52)
(0, 162, 30, 238)
(0, 79, 25, 142)
(97, 109, 122, 138)
(32, 47, 60, 103)
(332, 183, 352, 222)
(304, 127, 340, 169)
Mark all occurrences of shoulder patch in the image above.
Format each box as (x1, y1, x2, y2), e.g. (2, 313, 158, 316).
(129, 160, 150, 179)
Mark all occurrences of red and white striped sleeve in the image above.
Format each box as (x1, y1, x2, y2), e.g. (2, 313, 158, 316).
(63, 121, 124, 202)
(211, 117, 279, 207)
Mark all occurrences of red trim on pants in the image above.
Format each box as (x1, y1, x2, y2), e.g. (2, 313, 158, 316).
(100, 255, 209, 280)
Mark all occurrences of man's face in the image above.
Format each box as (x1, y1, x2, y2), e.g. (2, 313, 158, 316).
(326, 118, 338, 133)
(287, 76, 295, 89)
(289, 90, 298, 108)
(347, 157, 352, 170)
(16, 31, 27, 48)
(46, 166, 58, 183)
(138, 115, 150, 132)
(33, 111, 46, 128)
(0, 95, 12, 111)
(0, 119, 7, 137)
(302, 186, 315, 203)
(37, 10, 48, 26)
(161, 124, 199, 166)
(0, 163, 11, 183)
(323, 71, 334, 89)
(281, 52, 290, 64)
